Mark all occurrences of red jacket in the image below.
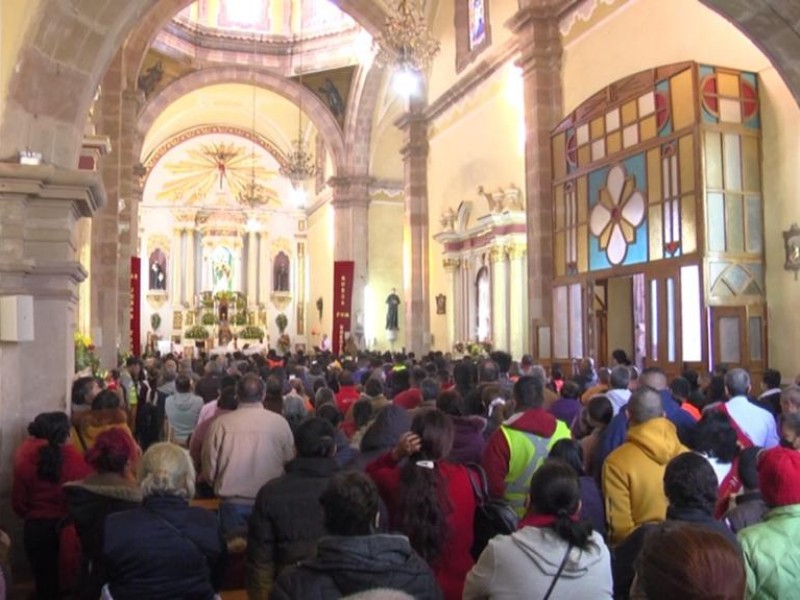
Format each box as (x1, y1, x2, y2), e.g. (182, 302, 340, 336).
(366, 452, 475, 600)
(13, 438, 93, 520)
(392, 388, 423, 410)
(335, 385, 361, 416)
(482, 408, 561, 500)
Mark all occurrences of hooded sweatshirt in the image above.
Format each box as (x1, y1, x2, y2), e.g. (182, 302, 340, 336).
(463, 526, 612, 599)
(271, 534, 442, 600)
(602, 417, 688, 545)
(165, 391, 203, 444)
(605, 388, 631, 416)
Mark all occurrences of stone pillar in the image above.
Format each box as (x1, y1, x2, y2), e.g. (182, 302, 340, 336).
(330, 176, 370, 343)
(258, 231, 270, 306)
(507, 244, 528, 359)
(443, 258, 459, 350)
(246, 230, 258, 306)
(0, 164, 104, 554)
(185, 229, 196, 304)
(510, 6, 563, 360)
(399, 101, 431, 354)
(490, 246, 509, 351)
(171, 226, 183, 307)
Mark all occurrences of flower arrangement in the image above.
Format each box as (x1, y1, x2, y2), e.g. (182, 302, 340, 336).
(74, 331, 100, 374)
(240, 325, 265, 340)
(234, 311, 248, 326)
(277, 333, 291, 354)
(201, 312, 216, 326)
(275, 313, 288, 334)
(185, 325, 210, 339)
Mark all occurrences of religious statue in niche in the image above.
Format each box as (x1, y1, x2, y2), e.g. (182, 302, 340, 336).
(784, 223, 800, 280)
(386, 288, 401, 331)
(212, 246, 234, 293)
(273, 252, 291, 292)
(148, 248, 167, 291)
(318, 78, 345, 120)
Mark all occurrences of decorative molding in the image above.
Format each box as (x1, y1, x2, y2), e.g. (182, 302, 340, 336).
(559, 0, 623, 38)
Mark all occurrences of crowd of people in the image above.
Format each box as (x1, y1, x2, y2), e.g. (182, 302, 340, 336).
(10, 347, 800, 599)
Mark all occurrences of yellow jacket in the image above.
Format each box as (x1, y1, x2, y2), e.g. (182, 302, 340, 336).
(602, 417, 687, 546)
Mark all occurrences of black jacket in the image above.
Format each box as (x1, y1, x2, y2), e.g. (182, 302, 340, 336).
(725, 491, 769, 533)
(271, 534, 442, 600)
(247, 457, 340, 599)
(64, 474, 142, 600)
(612, 506, 741, 599)
(101, 495, 225, 600)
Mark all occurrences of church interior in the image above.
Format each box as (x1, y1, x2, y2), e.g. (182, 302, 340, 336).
(0, 0, 799, 577)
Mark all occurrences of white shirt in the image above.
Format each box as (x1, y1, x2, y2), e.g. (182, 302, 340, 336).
(725, 395, 779, 448)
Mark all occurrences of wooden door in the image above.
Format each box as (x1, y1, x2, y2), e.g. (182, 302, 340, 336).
(710, 304, 767, 387)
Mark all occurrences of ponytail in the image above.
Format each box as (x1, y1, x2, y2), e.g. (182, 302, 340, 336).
(552, 508, 594, 550)
(28, 412, 70, 483)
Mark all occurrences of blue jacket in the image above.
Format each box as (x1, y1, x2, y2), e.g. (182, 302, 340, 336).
(593, 389, 695, 478)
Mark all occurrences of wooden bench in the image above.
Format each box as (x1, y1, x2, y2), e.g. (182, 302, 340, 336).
(190, 497, 221, 511)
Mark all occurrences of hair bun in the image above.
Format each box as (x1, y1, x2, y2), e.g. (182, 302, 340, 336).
(556, 508, 569, 518)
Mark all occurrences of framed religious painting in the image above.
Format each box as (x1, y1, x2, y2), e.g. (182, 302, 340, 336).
(784, 223, 800, 279)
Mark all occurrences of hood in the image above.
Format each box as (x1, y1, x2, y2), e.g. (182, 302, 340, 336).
(158, 381, 176, 395)
(606, 388, 631, 412)
(64, 472, 142, 504)
(503, 408, 558, 438)
(74, 408, 128, 429)
(312, 534, 429, 595)
(626, 418, 685, 465)
(169, 392, 201, 411)
(453, 415, 487, 434)
(512, 527, 604, 578)
(360, 405, 411, 452)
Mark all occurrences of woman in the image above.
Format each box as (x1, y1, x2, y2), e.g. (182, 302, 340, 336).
(436, 389, 486, 465)
(548, 439, 606, 537)
(366, 409, 476, 600)
(65, 428, 142, 600)
(13, 412, 93, 599)
(579, 395, 613, 479)
(464, 459, 612, 599)
(633, 522, 745, 600)
(71, 390, 136, 454)
(690, 411, 741, 517)
(99, 443, 225, 599)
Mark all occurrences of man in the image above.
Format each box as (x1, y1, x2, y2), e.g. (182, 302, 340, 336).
(593, 367, 696, 475)
(756, 368, 782, 417)
(779, 412, 800, 450)
(708, 368, 778, 448)
(518, 354, 535, 377)
(271, 471, 440, 599)
(190, 385, 237, 473)
(581, 367, 610, 404)
(602, 386, 687, 545)
(247, 418, 340, 599)
(739, 446, 800, 598)
(490, 351, 514, 396)
(482, 375, 572, 517)
(202, 373, 294, 537)
(195, 358, 222, 404)
(612, 452, 739, 596)
(164, 374, 203, 446)
(71, 376, 102, 418)
(408, 377, 441, 417)
(392, 366, 427, 410)
(780, 384, 800, 415)
(605, 365, 632, 416)
(334, 370, 361, 415)
(572, 357, 598, 393)
(157, 358, 178, 397)
(670, 376, 700, 421)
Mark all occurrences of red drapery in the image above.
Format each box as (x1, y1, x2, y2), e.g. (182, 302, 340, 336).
(130, 257, 141, 356)
(332, 261, 354, 354)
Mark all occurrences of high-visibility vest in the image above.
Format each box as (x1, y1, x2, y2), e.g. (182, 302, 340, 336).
(501, 420, 572, 517)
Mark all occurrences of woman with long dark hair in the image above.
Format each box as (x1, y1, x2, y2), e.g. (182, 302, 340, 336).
(13, 412, 93, 599)
(366, 409, 476, 600)
(464, 459, 612, 599)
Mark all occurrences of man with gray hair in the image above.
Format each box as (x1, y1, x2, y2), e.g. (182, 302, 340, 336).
(602, 386, 688, 545)
(705, 368, 778, 448)
(606, 366, 632, 416)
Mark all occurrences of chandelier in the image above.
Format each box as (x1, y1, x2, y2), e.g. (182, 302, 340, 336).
(375, 0, 440, 73)
(238, 33, 269, 208)
(280, 0, 317, 191)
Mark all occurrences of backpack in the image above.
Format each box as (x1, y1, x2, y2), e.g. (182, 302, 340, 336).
(466, 463, 519, 560)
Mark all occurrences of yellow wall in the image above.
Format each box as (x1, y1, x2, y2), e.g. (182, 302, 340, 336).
(367, 198, 404, 350)
(606, 277, 634, 361)
(427, 63, 526, 351)
(0, 0, 39, 129)
(306, 202, 334, 346)
(562, 0, 800, 379)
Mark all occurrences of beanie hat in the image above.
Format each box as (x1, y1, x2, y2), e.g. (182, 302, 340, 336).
(758, 447, 800, 507)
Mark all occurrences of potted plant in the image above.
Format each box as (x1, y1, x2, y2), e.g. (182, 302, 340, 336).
(201, 312, 216, 326)
(184, 325, 210, 340)
(150, 312, 162, 332)
(240, 325, 265, 340)
(234, 311, 248, 326)
(275, 313, 288, 334)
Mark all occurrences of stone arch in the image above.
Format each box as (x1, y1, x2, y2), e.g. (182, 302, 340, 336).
(0, 0, 387, 168)
(138, 67, 346, 172)
(342, 63, 387, 177)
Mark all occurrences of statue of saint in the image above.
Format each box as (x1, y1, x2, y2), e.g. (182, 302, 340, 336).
(385, 288, 401, 331)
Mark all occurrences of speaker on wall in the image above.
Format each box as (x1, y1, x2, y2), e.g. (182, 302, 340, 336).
(0, 296, 34, 342)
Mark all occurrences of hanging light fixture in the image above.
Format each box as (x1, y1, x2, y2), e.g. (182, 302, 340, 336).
(238, 30, 268, 208)
(375, 0, 440, 74)
(280, 2, 317, 191)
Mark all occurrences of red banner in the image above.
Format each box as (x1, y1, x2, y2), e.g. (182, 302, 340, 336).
(130, 257, 141, 357)
(332, 261, 354, 355)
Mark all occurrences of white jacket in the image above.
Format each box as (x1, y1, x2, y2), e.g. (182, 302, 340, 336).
(606, 388, 632, 416)
(463, 527, 612, 600)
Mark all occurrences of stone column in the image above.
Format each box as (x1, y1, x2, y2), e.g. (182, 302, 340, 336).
(510, 6, 563, 360)
(0, 165, 104, 550)
(185, 228, 196, 304)
(490, 246, 509, 351)
(443, 258, 459, 350)
(171, 226, 183, 307)
(246, 229, 258, 306)
(507, 244, 528, 359)
(330, 176, 370, 343)
(258, 231, 270, 306)
(399, 101, 431, 354)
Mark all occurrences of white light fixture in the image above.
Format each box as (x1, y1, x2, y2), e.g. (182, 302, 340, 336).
(392, 67, 420, 97)
(289, 186, 308, 208)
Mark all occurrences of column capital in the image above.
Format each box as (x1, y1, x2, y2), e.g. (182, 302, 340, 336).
(505, 242, 527, 261)
(443, 257, 461, 272)
(509, 6, 563, 75)
(489, 245, 507, 264)
(0, 164, 106, 216)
